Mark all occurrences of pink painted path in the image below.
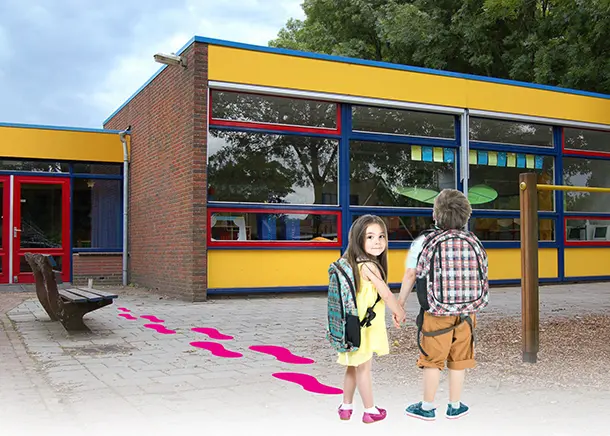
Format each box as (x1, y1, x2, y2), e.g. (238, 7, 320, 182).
(141, 315, 164, 323)
(249, 345, 314, 364)
(191, 327, 234, 340)
(118, 313, 138, 320)
(190, 341, 243, 358)
(272, 372, 342, 395)
(144, 324, 176, 334)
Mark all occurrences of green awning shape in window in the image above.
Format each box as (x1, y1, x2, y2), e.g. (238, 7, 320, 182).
(394, 185, 498, 205)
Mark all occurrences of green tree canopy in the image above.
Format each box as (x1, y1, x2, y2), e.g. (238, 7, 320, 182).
(270, 0, 610, 94)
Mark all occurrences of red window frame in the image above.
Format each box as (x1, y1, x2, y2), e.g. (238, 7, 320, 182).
(208, 207, 341, 248)
(208, 89, 341, 136)
(564, 216, 610, 247)
(562, 128, 610, 158)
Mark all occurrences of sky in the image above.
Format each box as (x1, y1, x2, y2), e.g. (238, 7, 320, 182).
(0, 0, 304, 129)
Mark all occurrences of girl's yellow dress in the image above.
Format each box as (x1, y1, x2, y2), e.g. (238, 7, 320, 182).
(337, 264, 389, 366)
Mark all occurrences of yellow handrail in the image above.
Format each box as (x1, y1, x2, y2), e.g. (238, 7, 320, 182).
(519, 182, 610, 193)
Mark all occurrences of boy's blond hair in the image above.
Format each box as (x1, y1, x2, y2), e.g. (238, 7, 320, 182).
(433, 189, 471, 230)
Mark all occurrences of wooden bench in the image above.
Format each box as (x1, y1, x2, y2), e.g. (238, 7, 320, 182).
(24, 253, 119, 331)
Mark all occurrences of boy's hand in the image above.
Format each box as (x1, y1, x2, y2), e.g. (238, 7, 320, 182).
(392, 311, 406, 328)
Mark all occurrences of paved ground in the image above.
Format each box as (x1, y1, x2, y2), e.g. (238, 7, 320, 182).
(1, 283, 609, 436)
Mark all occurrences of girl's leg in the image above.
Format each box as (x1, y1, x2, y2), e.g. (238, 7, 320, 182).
(342, 366, 357, 405)
(356, 358, 374, 409)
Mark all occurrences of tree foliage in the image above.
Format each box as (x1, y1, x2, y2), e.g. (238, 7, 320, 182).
(270, 0, 610, 94)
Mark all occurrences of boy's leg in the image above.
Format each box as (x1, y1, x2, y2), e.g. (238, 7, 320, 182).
(446, 314, 477, 419)
(406, 313, 453, 421)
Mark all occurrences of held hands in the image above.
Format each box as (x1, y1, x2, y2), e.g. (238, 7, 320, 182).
(392, 309, 406, 328)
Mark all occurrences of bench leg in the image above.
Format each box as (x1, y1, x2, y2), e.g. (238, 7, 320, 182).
(59, 300, 114, 332)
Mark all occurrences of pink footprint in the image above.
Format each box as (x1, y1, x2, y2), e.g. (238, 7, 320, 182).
(272, 372, 342, 395)
(190, 341, 243, 358)
(144, 324, 176, 334)
(191, 327, 234, 340)
(118, 307, 131, 312)
(249, 345, 314, 364)
(118, 313, 137, 320)
(141, 315, 164, 323)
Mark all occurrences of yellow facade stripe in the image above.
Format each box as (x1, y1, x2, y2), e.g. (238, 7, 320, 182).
(208, 249, 341, 288)
(209, 248, 558, 289)
(0, 126, 128, 162)
(564, 248, 610, 277)
(208, 45, 610, 126)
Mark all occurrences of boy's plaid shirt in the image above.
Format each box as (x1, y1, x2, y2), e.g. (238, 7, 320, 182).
(417, 230, 489, 315)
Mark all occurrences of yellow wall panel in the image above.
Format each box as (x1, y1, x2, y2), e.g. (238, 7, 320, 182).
(208, 249, 341, 288)
(564, 248, 610, 277)
(208, 45, 610, 125)
(0, 126, 128, 162)
(486, 248, 557, 280)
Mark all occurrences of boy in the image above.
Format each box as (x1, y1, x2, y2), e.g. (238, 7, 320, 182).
(395, 188, 488, 421)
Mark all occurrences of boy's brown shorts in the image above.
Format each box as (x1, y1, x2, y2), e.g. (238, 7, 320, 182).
(417, 312, 476, 370)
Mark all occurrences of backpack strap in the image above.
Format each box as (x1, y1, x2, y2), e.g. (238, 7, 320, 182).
(355, 259, 384, 328)
(416, 309, 475, 357)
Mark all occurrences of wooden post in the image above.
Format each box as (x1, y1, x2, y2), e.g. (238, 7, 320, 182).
(519, 173, 540, 363)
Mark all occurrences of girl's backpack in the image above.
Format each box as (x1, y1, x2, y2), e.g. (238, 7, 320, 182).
(326, 258, 380, 353)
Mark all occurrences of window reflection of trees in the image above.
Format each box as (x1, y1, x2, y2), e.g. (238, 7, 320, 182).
(208, 130, 338, 205)
(470, 118, 553, 147)
(352, 106, 455, 138)
(349, 141, 455, 207)
(564, 157, 610, 212)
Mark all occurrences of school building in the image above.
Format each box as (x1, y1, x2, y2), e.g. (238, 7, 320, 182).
(3, 36, 610, 300)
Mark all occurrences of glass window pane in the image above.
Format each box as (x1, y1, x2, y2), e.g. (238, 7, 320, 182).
(563, 157, 610, 212)
(210, 90, 337, 129)
(352, 106, 455, 139)
(210, 211, 338, 242)
(21, 256, 62, 273)
(564, 128, 610, 153)
(349, 141, 455, 207)
(20, 183, 62, 248)
(469, 154, 554, 210)
(73, 179, 122, 248)
(566, 219, 610, 241)
(0, 160, 69, 172)
(352, 214, 434, 241)
(73, 163, 122, 175)
(470, 217, 554, 241)
(208, 130, 338, 205)
(470, 118, 553, 147)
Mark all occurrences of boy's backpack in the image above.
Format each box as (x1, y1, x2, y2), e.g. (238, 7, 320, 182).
(326, 258, 381, 353)
(415, 228, 489, 316)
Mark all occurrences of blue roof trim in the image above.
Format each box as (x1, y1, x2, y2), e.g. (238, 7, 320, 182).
(193, 35, 610, 100)
(0, 121, 124, 134)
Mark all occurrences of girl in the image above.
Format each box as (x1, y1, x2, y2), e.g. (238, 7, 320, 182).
(336, 214, 406, 424)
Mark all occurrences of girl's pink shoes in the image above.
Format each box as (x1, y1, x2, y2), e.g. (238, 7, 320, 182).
(362, 407, 387, 424)
(338, 406, 353, 420)
(339, 405, 387, 423)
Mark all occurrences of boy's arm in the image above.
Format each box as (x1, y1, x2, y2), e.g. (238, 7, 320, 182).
(397, 268, 416, 307)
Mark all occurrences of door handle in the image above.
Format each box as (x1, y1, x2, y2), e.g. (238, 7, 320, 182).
(13, 227, 21, 238)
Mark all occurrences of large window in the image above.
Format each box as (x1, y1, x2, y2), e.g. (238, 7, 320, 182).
(470, 217, 554, 241)
(0, 160, 69, 172)
(469, 152, 554, 210)
(73, 179, 122, 249)
(349, 141, 455, 207)
(566, 218, 610, 243)
(208, 129, 338, 205)
(352, 105, 455, 139)
(470, 118, 553, 147)
(209, 210, 339, 245)
(352, 214, 434, 241)
(210, 90, 338, 131)
(563, 157, 610, 213)
(564, 128, 610, 154)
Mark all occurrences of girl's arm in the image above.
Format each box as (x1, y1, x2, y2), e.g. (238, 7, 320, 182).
(361, 262, 405, 319)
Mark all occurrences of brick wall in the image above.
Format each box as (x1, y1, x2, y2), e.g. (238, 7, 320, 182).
(72, 254, 122, 286)
(104, 42, 208, 301)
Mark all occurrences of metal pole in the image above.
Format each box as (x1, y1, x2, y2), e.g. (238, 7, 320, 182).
(119, 130, 129, 287)
(519, 173, 540, 363)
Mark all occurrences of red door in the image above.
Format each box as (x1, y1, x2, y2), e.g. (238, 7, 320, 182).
(0, 176, 9, 283)
(13, 177, 71, 284)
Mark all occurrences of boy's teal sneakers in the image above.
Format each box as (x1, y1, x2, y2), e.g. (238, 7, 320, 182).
(445, 402, 469, 419)
(405, 402, 436, 421)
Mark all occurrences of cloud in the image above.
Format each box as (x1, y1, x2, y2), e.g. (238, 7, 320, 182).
(0, 0, 304, 128)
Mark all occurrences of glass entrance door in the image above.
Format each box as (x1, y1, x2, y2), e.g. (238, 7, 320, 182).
(12, 177, 70, 283)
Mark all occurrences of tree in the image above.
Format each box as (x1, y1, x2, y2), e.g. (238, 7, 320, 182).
(270, 0, 610, 94)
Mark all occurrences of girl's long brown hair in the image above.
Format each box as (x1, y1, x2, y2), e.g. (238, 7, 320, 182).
(342, 214, 388, 293)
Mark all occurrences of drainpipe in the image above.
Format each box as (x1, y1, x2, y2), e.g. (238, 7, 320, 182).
(118, 129, 130, 286)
